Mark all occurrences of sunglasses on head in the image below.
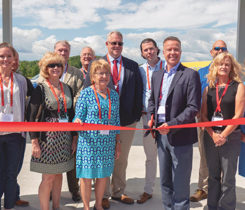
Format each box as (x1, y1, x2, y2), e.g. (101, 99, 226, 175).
(47, 63, 63, 68)
(214, 47, 227, 52)
(109, 41, 124, 46)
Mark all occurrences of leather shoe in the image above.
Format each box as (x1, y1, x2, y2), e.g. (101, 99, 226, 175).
(102, 198, 110, 209)
(190, 189, 207, 202)
(72, 192, 81, 202)
(15, 199, 29, 206)
(137, 192, 152, 204)
(111, 194, 134, 204)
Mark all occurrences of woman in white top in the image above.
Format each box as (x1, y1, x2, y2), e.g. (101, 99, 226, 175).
(0, 42, 28, 210)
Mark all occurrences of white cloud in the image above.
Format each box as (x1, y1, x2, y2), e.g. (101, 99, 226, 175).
(105, 0, 237, 30)
(12, 0, 121, 29)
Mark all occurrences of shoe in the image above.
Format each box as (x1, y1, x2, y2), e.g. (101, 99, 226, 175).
(93, 205, 97, 210)
(102, 198, 110, 209)
(111, 194, 134, 204)
(72, 192, 81, 202)
(190, 189, 208, 202)
(15, 199, 29, 206)
(137, 192, 152, 204)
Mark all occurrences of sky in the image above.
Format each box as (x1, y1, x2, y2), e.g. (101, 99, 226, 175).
(0, 0, 238, 64)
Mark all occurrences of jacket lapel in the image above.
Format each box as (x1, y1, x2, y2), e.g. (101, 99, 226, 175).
(156, 70, 165, 104)
(167, 63, 184, 98)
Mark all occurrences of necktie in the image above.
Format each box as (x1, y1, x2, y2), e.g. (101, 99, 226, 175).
(112, 59, 119, 93)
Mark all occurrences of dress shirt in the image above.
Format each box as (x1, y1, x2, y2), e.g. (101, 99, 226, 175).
(158, 62, 179, 122)
(198, 63, 211, 95)
(107, 54, 124, 95)
(139, 59, 164, 112)
(60, 63, 68, 82)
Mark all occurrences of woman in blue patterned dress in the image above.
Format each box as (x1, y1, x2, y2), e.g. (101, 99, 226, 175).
(74, 59, 120, 210)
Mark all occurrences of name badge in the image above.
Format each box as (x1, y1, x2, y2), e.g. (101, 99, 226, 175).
(59, 117, 68, 123)
(211, 114, 223, 128)
(100, 130, 110, 135)
(0, 113, 14, 122)
(157, 105, 165, 115)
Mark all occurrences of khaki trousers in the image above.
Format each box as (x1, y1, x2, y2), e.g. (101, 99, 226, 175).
(104, 122, 136, 198)
(197, 128, 208, 193)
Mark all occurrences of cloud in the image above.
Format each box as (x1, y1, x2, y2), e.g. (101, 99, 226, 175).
(12, 0, 121, 29)
(105, 0, 237, 30)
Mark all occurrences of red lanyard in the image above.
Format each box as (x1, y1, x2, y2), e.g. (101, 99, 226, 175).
(106, 54, 122, 86)
(81, 67, 87, 79)
(215, 80, 230, 112)
(147, 60, 163, 90)
(46, 79, 67, 113)
(92, 85, 111, 120)
(0, 72, 13, 108)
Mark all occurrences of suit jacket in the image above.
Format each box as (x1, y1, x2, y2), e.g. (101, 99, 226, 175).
(84, 55, 143, 126)
(38, 65, 84, 106)
(147, 63, 201, 146)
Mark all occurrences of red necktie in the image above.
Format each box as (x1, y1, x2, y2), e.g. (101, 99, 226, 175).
(112, 59, 119, 93)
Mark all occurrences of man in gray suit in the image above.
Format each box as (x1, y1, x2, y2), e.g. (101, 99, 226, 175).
(54, 40, 84, 202)
(148, 36, 201, 209)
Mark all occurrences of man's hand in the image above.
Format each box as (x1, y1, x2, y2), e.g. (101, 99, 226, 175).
(158, 123, 170, 135)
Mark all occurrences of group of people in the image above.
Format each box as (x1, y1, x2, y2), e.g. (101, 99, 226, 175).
(0, 30, 245, 210)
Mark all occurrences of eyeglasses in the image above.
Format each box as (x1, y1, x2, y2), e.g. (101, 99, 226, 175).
(109, 42, 124, 46)
(95, 72, 111, 76)
(47, 63, 63, 68)
(214, 47, 227, 52)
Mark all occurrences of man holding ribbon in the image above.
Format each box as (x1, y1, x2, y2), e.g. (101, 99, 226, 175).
(137, 38, 164, 204)
(84, 31, 143, 209)
(190, 40, 228, 202)
(148, 36, 201, 209)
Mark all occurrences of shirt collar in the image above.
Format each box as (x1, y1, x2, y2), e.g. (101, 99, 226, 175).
(147, 57, 162, 70)
(108, 54, 122, 63)
(164, 62, 180, 75)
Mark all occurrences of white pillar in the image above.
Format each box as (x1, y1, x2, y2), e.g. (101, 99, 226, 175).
(237, 0, 245, 64)
(2, 0, 12, 44)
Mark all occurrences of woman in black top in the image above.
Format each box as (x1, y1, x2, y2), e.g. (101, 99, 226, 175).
(201, 52, 245, 210)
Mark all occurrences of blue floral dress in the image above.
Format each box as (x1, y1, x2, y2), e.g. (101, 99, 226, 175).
(75, 87, 120, 178)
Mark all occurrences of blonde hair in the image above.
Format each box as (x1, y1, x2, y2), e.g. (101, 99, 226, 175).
(90, 59, 111, 84)
(207, 52, 242, 88)
(107, 31, 123, 41)
(39, 52, 65, 79)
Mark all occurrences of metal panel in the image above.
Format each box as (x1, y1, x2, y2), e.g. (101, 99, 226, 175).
(2, 0, 12, 44)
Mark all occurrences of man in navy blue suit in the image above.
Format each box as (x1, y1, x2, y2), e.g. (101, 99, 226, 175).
(148, 36, 201, 209)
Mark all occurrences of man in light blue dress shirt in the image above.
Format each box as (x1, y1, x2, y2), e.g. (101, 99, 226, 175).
(138, 38, 165, 204)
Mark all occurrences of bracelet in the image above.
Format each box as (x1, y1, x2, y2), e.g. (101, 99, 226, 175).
(116, 139, 121, 144)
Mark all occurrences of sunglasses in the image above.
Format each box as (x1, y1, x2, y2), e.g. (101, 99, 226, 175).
(47, 63, 63, 68)
(109, 41, 124, 46)
(214, 47, 227, 52)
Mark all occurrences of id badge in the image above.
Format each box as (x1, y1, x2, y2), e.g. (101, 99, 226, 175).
(100, 130, 110, 135)
(59, 117, 68, 122)
(0, 112, 14, 122)
(211, 112, 223, 128)
(157, 105, 165, 115)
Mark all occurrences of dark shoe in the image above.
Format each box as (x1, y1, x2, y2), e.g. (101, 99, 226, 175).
(111, 194, 134, 204)
(93, 205, 97, 210)
(72, 192, 81, 202)
(190, 189, 208, 202)
(137, 192, 152, 204)
(15, 199, 29, 206)
(102, 198, 110, 209)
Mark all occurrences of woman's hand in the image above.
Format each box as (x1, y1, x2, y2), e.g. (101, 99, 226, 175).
(115, 141, 121, 160)
(32, 138, 41, 158)
(212, 132, 226, 147)
(74, 118, 83, 125)
(72, 136, 78, 155)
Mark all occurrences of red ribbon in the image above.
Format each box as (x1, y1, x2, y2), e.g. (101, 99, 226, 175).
(0, 118, 244, 132)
